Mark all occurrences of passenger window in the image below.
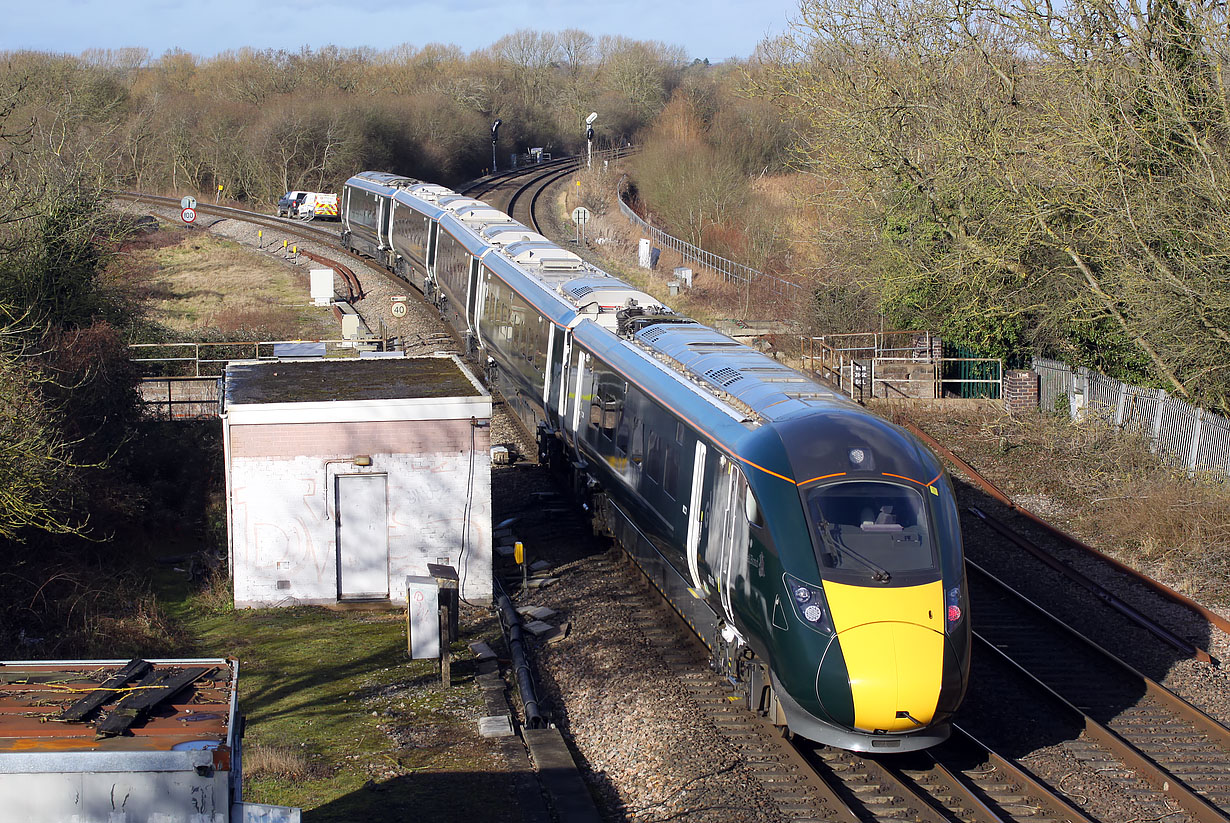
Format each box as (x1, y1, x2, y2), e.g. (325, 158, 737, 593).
(646, 431, 664, 484)
(630, 421, 644, 466)
(663, 444, 679, 499)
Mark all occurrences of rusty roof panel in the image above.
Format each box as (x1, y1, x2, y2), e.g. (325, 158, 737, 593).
(0, 659, 235, 756)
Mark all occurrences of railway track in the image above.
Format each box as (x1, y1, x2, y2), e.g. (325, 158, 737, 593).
(899, 417, 1230, 658)
(114, 192, 366, 302)
(970, 559, 1230, 823)
(614, 549, 1098, 823)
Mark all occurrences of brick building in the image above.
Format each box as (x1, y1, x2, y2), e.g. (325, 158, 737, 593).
(221, 356, 492, 607)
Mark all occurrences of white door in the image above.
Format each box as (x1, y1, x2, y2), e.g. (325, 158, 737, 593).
(336, 474, 389, 599)
(685, 441, 708, 596)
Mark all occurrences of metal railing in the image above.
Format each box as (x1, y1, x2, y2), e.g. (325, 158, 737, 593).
(802, 332, 1002, 401)
(616, 176, 804, 299)
(130, 339, 382, 377)
(139, 376, 223, 420)
(1034, 358, 1230, 476)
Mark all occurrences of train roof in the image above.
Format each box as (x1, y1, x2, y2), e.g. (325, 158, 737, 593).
(634, 322, 849, 422)
(346, 171, 421, 192)
(483, 225, 547, 246)
(570, 318, 754, 438)
(351, 174, 845, 425)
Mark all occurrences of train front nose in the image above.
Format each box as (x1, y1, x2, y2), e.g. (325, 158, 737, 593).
(819, 621, 945, 733)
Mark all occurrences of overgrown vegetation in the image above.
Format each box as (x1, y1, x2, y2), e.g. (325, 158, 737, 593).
(751, 0, 1230, 411)
(0, 33, 691, 201)
(907, 404, 1230, 604)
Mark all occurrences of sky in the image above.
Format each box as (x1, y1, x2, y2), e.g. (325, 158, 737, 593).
(3, 0, 801, 62)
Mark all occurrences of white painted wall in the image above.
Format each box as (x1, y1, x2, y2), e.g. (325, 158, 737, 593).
(229, 450, 491, 607)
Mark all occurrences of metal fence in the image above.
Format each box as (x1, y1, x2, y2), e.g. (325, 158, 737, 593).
(616, 176, 804, 299)
(130, 339, 381, 377)
(801, 332, 1002, 401)
(1034, 357, 1230, 476)
(139, 376, 223, 420)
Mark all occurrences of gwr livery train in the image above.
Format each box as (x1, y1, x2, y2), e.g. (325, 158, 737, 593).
(340, 171, 971, 752)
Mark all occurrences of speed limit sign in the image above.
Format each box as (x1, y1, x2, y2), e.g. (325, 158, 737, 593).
(391, 301, 407, 318)
(181, 207, 197, 224)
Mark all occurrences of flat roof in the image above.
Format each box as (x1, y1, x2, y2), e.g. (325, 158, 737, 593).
(225, 356, 484, 405)
(0, 659, 233, 756)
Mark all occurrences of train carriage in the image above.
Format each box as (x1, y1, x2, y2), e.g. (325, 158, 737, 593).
(341, 171, 971, 752)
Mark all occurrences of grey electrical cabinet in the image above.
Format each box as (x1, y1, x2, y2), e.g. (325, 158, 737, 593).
(405, 575, 440, 659)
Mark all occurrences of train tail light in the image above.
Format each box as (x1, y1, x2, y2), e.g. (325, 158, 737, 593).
(945, 586, 964, 630)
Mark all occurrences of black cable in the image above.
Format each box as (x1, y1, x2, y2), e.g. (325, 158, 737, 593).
(458, 416, 478, 606)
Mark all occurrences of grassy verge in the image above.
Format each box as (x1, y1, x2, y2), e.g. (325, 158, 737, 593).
(108, 226, 338, 339)
(149, 568, 516, 820)
(102, 228, 520, 819)
(905, 405, 1230, 606)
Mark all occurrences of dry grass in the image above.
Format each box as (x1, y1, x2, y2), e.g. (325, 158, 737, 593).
(114, 229, 337, 339)
(192, 562, 234, 615)
(907, 404, 1230, 605)
(243, 743, 327, 781)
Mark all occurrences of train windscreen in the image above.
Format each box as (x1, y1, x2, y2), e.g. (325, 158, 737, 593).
(804, 481, 937, 584)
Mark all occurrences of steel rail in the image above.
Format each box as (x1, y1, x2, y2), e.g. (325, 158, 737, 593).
(966, 505, 1215, 663)
(898, 415, 1230, 640)
(114, 192, 340, 246)
(113, 192, 370, 303)
(616, 553, 865, 822)
(971, 559, 1230, 823)
(941, 724, 1098, 823)
(526, 167, 584, 235)
(619, 545, 1086, 823)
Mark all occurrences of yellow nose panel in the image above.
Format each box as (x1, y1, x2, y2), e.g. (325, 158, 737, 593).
(824, 580, 944, 732)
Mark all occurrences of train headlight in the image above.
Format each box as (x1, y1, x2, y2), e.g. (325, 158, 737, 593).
(945, 586, 964, 630)
(785, 574, 832, 634)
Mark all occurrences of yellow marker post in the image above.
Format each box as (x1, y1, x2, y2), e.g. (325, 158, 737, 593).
(515, 541, 526, 591)
(257, 229, 262, 249)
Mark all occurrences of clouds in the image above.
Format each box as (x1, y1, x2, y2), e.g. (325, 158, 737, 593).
(3, 0, 797, 61)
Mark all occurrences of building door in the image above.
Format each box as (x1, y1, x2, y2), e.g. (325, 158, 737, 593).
(335, 474, 389, 600)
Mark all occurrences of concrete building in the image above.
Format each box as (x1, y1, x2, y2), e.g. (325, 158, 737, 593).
(221, 355, 492, 607)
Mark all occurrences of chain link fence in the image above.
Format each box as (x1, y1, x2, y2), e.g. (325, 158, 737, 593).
(1033, 357, 1230, 476)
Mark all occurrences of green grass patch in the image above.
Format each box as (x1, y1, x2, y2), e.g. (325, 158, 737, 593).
(164, 586, 512, 819)
(112, 228, 338, 340)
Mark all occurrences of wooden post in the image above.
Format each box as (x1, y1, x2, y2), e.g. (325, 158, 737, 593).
(439, 605, 451, 688)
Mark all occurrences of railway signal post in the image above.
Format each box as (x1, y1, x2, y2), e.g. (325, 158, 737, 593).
(491, 119, 502, 173)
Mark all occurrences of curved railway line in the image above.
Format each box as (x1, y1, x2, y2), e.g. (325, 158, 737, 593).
(117, 166, 1230, 823)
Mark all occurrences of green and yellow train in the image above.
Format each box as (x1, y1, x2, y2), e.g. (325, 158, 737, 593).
(342, 171, 971, 752)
